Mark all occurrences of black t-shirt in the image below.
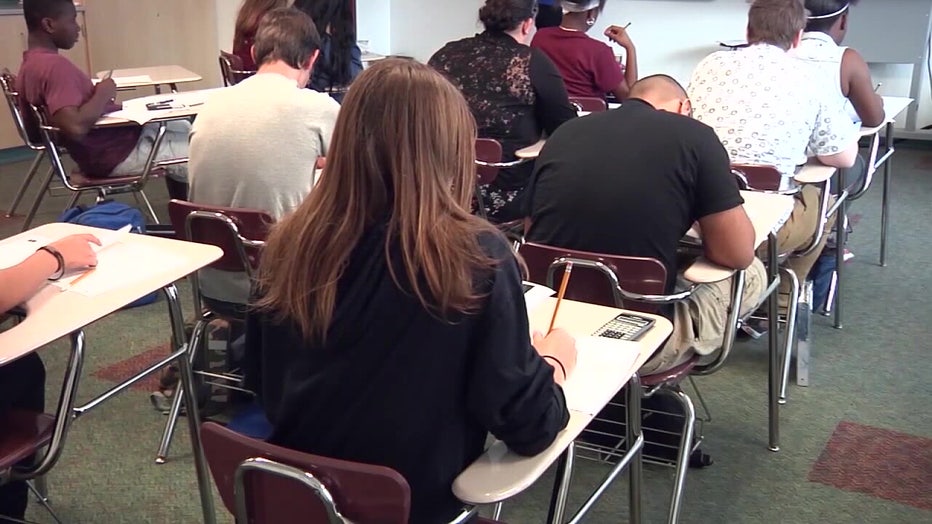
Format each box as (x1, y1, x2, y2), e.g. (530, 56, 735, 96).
(526, 99, 744, 294)
(244, 226, 569, 524)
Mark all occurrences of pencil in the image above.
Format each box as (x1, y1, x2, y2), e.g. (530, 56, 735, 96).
(624, 22, 631, 29)
(68, 268, 95, 289)
(548, 261, 574, 333)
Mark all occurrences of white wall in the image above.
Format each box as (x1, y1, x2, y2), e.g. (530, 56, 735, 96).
(357, 0, 392, 54)
(216, 0, 239, 53)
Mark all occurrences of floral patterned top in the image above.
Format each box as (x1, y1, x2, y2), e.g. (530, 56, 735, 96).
(429, 31, 576, 191)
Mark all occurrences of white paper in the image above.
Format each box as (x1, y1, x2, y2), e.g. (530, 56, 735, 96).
(113, 74, 153, 85)
(561, 336, 641, 416)
(103, 89, 220, 125)
(0, 234, 54, 269)
(53, 241, 187, 297)
(523, 281, 555, 319)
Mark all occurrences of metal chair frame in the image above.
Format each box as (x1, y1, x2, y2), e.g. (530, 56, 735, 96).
(474, 138, 532, 220)
(156, 205, 270, 464)
(569, 97, 608, 113)
(219, 51, 256, 87)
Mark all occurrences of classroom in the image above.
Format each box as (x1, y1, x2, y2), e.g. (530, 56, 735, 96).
(0, 0, 930, 522)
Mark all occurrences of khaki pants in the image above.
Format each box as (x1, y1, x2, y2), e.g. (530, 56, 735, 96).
(640, 258, 767, 375)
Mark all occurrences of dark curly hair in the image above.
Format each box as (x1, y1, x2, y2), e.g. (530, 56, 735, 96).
(479, 0, 539, 33)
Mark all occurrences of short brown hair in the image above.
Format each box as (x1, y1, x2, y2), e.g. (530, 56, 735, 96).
(747, 0, 808, 50)
(253, 7, 321, 69)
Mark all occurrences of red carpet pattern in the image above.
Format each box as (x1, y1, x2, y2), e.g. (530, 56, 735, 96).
(809, 421, 932, 511)
(91, 343, 169, 391)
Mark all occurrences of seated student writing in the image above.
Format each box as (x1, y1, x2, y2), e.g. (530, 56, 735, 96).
(796, 0, 884, 128)
(429, 0, 576, 222)
(0, 234, 99, 523)
(232, 0, 291, 72)
(244, 58, 576, 524)
(531, 0, 639, 101)
(18, 0, 190, 199)
(190, 6, 339, 307)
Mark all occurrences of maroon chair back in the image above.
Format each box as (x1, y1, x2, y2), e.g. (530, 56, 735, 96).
(167, 199, 273, 273)
(519, 242, 668, 314)
(475, 138, 504, 185)
(731, 164, 783, 191)
(201, 422, 411, 524)
(569, 97, 608, 113)
(219, 50, 256, 86)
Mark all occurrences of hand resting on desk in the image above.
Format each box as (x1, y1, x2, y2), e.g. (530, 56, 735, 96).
(532, 328, 578, 385)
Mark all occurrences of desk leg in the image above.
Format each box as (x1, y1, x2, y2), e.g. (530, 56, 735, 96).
(169, 83, 179, 93)
(880, 121, 894, 267)
(545, 447, 574, 524)
(767, 234, 780, 452)
(834, 169, 847, 330)
(163, 284, 217, 524)
(12, 331, 86, 481)
(627, 374, 642, 524)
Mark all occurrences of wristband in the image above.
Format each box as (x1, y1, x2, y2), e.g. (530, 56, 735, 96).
(543, 355, 567, 380)
(37, 245, 65, 281)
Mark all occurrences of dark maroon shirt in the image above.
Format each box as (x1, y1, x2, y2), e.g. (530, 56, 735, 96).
(232, 35, 257, 71)
(17, 48, 141, 176)
(531, 27, 625, 99)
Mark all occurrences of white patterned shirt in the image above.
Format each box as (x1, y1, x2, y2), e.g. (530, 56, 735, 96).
(687, 44, 858, 179)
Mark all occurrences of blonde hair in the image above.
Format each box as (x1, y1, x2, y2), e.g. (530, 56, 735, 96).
(256, 58, 502, 343)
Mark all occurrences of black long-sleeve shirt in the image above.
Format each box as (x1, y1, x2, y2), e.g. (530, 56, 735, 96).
(429, 31, 577, 191)
(244, 227, 569, 523)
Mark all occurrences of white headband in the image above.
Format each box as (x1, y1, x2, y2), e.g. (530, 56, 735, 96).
(562, 0, 600, 14)
(807, 3, 849, 20)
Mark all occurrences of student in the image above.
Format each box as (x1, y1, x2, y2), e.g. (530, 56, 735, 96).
(17, 0, 190, 199)
(0, 234, 99, 523)
(232, 0, 292, 72)
(294, 0, 363, 101)
(190, 6, 339, 306)
(688, 0, 859, 289)
(429, 0, 576, 222)
(797, 0, 883, 127)
(526, 75, 765, 374)
(531, 0, 638, 100)
(244, 58, 576, 524)
(536, 0, 563, 28)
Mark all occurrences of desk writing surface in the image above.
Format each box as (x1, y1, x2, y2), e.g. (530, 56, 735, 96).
(515, 139, 546, 160)
(685, 191, 794, 250)
(95, 65, 202, 87)
(794, 163, 836, 185)
(859, 97, 915, 136)
(453, 299, 671, 504)
(97, 88, 220, 126)
(0, 223, 221, 366)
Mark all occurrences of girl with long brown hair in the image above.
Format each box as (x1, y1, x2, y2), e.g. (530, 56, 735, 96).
(244, 58, 576, 523)
(233, 0, 292, 70)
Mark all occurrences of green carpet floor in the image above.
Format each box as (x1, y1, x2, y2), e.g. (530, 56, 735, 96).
(0, 142, 929, 523)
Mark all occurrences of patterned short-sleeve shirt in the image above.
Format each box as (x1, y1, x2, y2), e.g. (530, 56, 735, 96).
(687, 44, 859, 177)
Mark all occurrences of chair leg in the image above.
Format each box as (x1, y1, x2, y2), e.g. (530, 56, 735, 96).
(155, 319, 208, 464)
(6, 151, 43, 218)
(778, 268, 800, 404)
(26, 479, 63, 524)
(21, 166, 56, 232)
(796, 281, 813, 387)
(665, 388, 696, 524)
(491, 502, 504, 520)
(686, 376, 712, 424)
(138, 189, 161, 224)
(64, 190, 81, 212)
(822, 270, 838, 316)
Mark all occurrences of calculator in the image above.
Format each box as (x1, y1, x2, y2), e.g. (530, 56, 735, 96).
(592, 313, 655, 341)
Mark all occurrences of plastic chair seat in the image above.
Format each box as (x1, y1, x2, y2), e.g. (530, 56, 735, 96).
(640, 356, 700, 388)
(0, 410, 55, 471)
(69, 167, 166, 188)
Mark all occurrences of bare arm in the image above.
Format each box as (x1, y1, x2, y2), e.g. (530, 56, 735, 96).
(51, 78, 117, 140)
(841, 48, 885, 127)
(605, 25, 638, 100)
(0, 234, 100, 313)
(697, 206, 756, 270)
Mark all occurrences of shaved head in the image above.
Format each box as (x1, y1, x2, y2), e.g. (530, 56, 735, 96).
(629, 74, 687, 104)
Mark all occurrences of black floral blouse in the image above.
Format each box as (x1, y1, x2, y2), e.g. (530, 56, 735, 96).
(430, 31, 576, 220)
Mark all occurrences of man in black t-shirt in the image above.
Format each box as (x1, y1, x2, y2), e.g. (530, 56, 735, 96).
(525, 75, 767, 374)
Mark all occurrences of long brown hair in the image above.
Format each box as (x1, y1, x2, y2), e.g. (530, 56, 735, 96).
(256, 58, 502, 343)
(234, 0, 292, 45)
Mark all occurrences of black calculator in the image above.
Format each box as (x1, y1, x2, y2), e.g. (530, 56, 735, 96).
(592, 313, 655, 341)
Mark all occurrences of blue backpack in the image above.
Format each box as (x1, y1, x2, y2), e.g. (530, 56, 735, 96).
(58, 201, 159, 308)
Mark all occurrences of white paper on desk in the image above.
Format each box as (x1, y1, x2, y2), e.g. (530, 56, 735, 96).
(53, 240, 187, 297)
(0, 234, 54, 269)
(561, 336, 641, 416)
(113, 74, 153, 85)
(523, 281, 555, 318)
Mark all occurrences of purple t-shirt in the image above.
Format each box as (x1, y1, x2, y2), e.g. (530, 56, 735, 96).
(16, 48, 141, 176)
(531, 27, 625, 100)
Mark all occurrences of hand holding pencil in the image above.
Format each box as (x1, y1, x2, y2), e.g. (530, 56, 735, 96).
(533, 262, 578, 385)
